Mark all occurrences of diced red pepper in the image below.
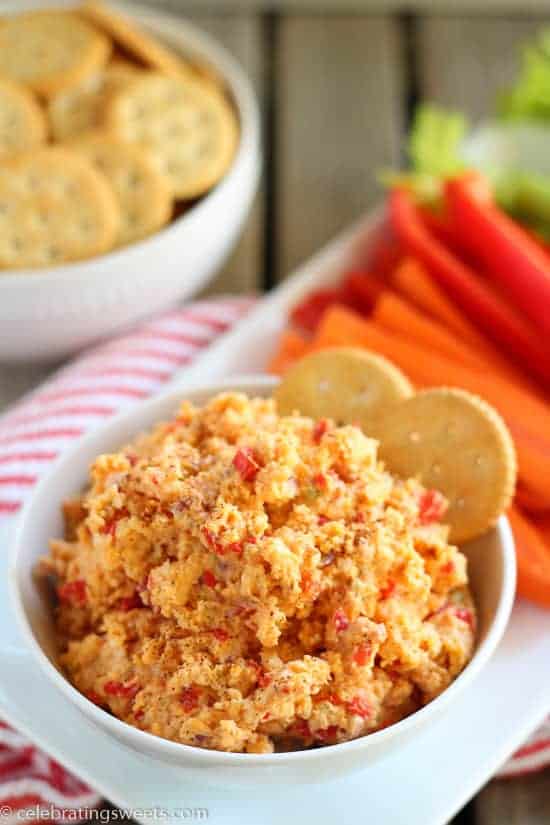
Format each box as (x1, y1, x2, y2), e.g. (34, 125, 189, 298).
(292, 719, 312, 739)
(118, 591, 144, 611)
(180, 686, 200, 713)
(258, 671, 272, 688)
(233, 447, 262, 482)
(454, 607, 475, 629)
(334, 608, 349, 632)
(249, 660, 271, 688)
(318, 514, 329, 525)
(100, 507, 129, 537)
(316, 725, 339, 742)
(300, 570, 312, 593)
(211, 627, 229, 642)
(347, 696, 371, 719)
(86, 690, 103, 706)
(202, 527, 217, 549)
(226, 541, 244, 556)
(202, 569, 217, 588)
(312, 419, 329, 444)
(313, 473, 327, 489)
(441, 560, 455, 575)
(57, 579, 87, 606)
(104, 680, 139, 699)
(418, 489, 447, 525)
(380, 579, 396, 600)
(352, 643, 372, 666)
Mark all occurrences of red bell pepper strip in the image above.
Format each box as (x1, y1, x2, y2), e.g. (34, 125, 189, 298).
(357, 216, 402, 280)
(389, 187, 550, 386)
(446, 172, 550, 337)
(341, 270, 385, 315)
(290, 288, 343, 332)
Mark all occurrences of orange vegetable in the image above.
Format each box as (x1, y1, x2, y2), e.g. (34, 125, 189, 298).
(533, 514, 550, 544)
(508, 507, 550, 608)
(268, 330, 310, 375)
(313, 305, 550, 506)
(391, 258, 537, 391)
(373, 291, 486, 370)
(391, 257, 491, 347)
(516, 483, 550, 515)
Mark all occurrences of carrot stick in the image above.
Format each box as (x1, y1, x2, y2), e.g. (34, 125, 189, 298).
(516, 483, 550, 514)
(390, 188, 550, 386)
(390, 258, 539, 392)
(313, 305, 550, 504)
(268, 330, 310, 375)
(533, 514, 550, 544)
(373, 291, 487, 370)
(508, 507, 550, 609)
(391, 257, 487, 345)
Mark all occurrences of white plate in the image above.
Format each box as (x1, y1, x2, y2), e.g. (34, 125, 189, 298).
(2, 214, 550, 823)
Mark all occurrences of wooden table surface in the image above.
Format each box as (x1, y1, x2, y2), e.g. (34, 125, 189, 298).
(2, 2, 550, 822)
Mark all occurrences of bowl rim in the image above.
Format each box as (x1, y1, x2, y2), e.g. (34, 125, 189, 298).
(0, 0, 261, 287)
(9, 375, 517, 766)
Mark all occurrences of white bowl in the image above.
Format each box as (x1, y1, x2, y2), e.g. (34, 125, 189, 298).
(0, 1, 261, 363)
(9, 376, 516, 786)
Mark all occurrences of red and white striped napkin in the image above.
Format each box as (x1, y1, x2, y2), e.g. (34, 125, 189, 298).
(0, 295, 547, 817)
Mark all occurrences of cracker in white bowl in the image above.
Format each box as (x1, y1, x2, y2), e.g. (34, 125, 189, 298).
(0, 78, 47, 157)
(47, 59, 142, 141)
(0, 147, 120, 269)
(0, 11, 111, 97)
(68, 131, 172, 246)
(104, 72, 239, 199)
(79, 0, 196, 79)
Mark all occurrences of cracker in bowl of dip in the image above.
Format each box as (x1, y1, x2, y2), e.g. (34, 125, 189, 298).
(41, 391, 476, 754)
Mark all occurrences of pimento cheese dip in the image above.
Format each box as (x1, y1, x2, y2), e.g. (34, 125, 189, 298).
(45, 392, 476, 754)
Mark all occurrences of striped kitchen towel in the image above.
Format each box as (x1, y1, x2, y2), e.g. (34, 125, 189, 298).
(0, 294, 547, 819)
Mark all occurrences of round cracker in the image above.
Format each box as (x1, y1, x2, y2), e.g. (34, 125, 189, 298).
(0, 147, 120, 269)
(0, 78, 47, 157)
(47, 61, 142, 142)
(68, 131, 172, 246)
(368, 388, 517, 544)
(0, 11, 111, 98)
(79, 1, 195, 79)
(274, 347, 414, 426)
(103, 72, 239, 199)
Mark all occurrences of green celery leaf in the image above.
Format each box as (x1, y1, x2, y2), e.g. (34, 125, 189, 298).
(408, 104, 468, 177)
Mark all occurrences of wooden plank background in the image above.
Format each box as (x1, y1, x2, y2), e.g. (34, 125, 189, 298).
(1, 3, 550, 822)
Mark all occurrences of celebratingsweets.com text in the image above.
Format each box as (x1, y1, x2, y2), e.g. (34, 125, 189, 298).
(0, 805, 209, 821)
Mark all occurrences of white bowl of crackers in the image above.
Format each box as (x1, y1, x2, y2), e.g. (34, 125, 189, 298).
(0, 1, 260, 361)
(10, 359, 517, 785)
